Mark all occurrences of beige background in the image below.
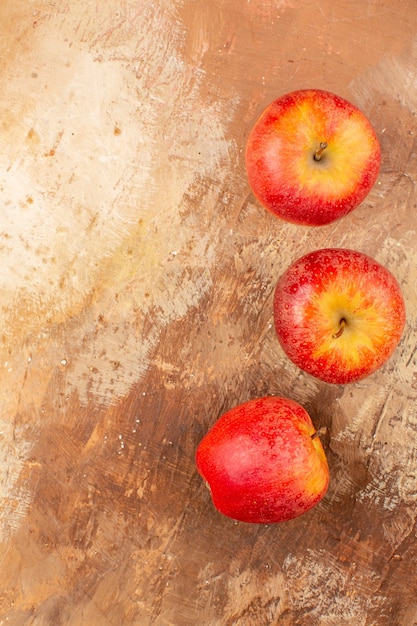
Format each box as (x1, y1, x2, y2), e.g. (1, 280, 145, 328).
(1, 1, 417, 624)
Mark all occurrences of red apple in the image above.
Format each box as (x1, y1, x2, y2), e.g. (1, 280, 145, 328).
(274, 248, 406, 384)
(196, 396, 329, 524)
(245, 89, 381, 226)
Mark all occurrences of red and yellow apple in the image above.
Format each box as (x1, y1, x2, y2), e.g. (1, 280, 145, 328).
(196, 396, 329, 524)
(274, 248, 406, 384)
(245, 89, 381, 226)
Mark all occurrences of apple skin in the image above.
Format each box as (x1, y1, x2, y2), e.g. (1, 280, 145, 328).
(245, 89, 381, 226)
(195, 396, 329, 524)
(274, 248, 406, 384)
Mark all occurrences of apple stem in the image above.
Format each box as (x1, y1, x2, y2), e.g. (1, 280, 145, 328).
(332, 318, 346, 339)
(311, 426, 328, 441)
(314, 142, 328, 161)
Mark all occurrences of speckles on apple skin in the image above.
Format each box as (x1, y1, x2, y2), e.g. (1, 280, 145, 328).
(273, 248, 406, 385)
(196, 396, 329, 524)
(245, 89, 381, 226)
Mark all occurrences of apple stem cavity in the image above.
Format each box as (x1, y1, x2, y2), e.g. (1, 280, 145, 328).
(332, 317, 346, 339)
(313, 141, 328, 162)
(311, 426, 328, 441)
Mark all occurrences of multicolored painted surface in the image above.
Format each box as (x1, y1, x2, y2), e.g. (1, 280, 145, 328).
(1, 1, 417, 624)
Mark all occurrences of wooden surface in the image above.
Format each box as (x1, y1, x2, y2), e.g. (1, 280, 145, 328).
(2, 1, 417, 624)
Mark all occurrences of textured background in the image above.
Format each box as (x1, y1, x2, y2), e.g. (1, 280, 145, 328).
(1, 1, 417, 624)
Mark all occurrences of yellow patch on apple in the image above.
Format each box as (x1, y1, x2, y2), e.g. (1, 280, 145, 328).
(309, 289, 385, 367)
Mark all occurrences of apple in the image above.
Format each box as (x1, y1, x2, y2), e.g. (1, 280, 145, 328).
(196, 396, 329, 524)
(274, 248, 406, 384)
(245, 89, 381, 226)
